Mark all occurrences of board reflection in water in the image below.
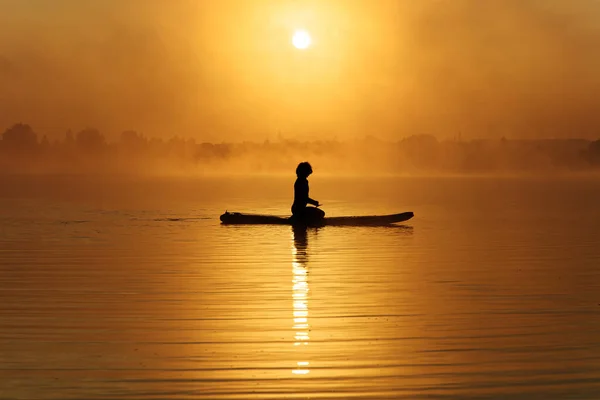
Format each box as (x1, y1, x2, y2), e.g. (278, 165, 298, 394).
(291, 225, 311, 375)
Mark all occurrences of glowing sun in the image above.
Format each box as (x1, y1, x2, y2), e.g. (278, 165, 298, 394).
(292, 30, 311, 49)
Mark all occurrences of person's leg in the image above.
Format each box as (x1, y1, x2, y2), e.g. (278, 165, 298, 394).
(291, 205, 305, 223)
(305, 206, 325, 221)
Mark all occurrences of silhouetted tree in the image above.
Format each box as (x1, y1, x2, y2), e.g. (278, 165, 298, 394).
(39, 135, 50, 155)
(65, 129, 75, 144)
(76, 128, 106, 154)
(1, 123, 38, 152)
(120, 130, 148, 154)
(588, 139, 600, 166)
(400, 134, 439, 170)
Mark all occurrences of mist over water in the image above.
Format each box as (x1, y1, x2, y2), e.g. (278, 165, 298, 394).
(2, 122, 600, 176)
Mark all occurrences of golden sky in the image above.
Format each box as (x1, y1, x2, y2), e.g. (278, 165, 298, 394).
(1, 0, 600, 140)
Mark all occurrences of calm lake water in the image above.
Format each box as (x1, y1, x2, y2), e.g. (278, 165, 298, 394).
(1, 174, 599, 399)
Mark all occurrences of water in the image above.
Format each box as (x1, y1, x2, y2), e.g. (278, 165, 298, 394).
(1, 175, 599, 399)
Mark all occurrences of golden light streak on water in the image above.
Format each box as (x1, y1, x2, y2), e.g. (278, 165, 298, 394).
(292, 226, 310, 374)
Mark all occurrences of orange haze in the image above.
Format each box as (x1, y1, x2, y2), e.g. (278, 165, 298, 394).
(1, 0, 600, 141)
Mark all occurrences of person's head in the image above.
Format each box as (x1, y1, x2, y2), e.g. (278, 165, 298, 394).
(296, 162, 313, 178)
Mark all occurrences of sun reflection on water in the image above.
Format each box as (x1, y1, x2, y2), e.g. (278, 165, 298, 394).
(291, 226, 310, 375)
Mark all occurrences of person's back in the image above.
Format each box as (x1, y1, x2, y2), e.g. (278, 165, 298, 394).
(291, 162, 325, 224)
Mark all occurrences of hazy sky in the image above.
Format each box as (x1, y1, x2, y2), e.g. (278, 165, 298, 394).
(1, 0, 600, 141)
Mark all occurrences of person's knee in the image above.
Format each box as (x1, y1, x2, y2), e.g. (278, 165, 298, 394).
(308, 207, 324, 219)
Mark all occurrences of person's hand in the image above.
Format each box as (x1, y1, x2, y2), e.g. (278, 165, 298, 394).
(315, 201, 321, 207)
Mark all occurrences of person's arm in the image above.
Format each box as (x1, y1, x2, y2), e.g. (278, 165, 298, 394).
(306, 182, 319, 206)
(297, 179, 319, 206)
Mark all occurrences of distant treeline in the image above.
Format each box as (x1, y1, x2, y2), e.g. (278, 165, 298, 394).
(1, 123, 600, 175)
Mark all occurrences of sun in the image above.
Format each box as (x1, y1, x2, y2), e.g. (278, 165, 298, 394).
(292, 30, 311, 50)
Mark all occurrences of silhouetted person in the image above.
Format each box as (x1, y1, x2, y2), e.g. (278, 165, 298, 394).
(291, 162, 325, 224)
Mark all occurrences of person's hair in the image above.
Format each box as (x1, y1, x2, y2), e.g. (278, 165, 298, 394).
(296, 162, 313, 178)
